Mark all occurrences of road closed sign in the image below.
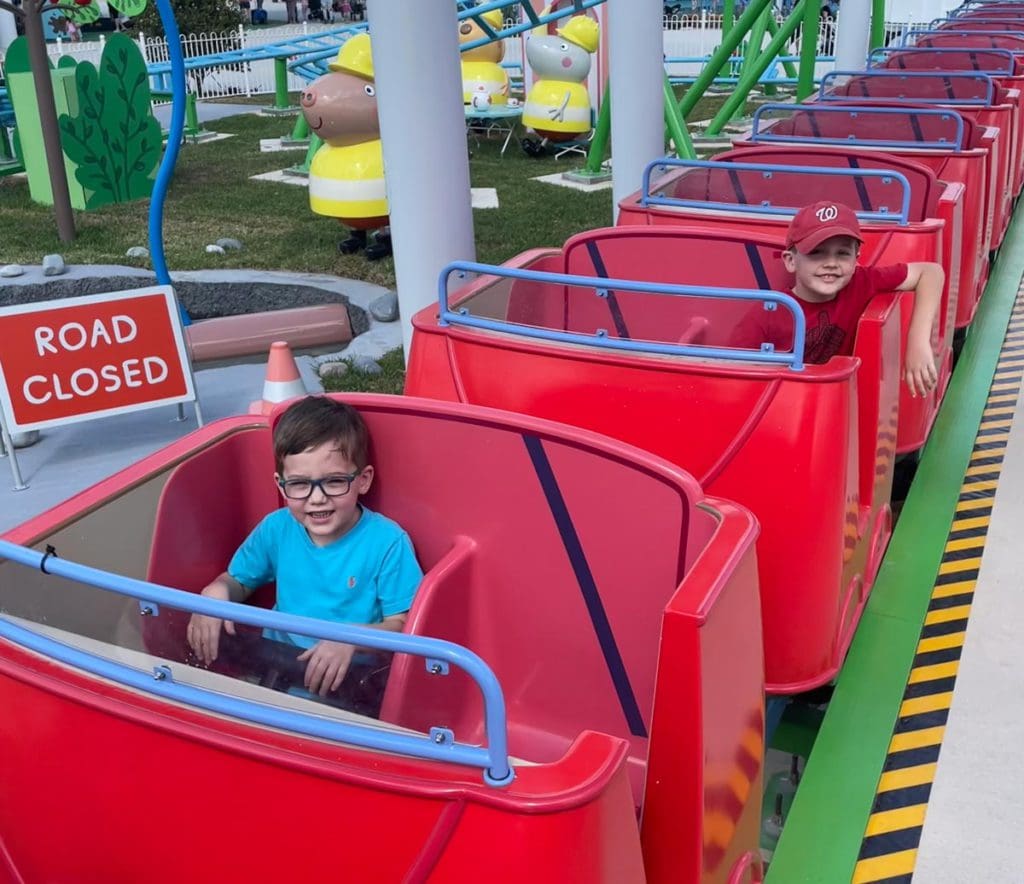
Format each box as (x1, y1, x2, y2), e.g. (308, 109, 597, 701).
(0, 286, 196, 433)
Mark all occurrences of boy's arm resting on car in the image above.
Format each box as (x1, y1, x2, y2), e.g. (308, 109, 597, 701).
(896, 261, 945, 398)
(188, 572, 252, 665)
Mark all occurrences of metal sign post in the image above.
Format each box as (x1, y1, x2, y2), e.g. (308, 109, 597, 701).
(0, 409, 28, 492)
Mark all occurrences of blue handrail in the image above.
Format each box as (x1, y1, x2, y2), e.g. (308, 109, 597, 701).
(819, 70, 995, 106)
(639, 158, 913, 224)
(287, 0, 608, 78)
(149, 0, 187, 310)
(903, 28, 1024, 47)
(750, 103, 967, 151)
(868, 46, 1017, 76)
(437, 260, 808, 371)
(0, 539, 513, 787)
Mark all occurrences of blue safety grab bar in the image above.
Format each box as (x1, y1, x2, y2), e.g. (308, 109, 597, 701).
(639, 158, 912, 224)
(0, 539, 514, 787)
(750, 103, 967, 151)
(438, 260, 808, 371)
(819, 70, 995, 106)
(902, 28, 1024, 47)
(868, 46, 1017, 76)
(930, 15, 1024, 28)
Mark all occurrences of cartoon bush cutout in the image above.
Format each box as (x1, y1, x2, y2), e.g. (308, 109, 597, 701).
(66, 0, 148, 25)
(58, 34, 162, 209)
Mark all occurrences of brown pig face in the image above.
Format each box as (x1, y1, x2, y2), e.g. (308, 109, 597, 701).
(300, 71, 380, 146)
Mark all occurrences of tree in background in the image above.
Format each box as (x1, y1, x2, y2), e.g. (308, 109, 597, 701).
(133, 0, 241, 37)
(0, 0, 147, 242)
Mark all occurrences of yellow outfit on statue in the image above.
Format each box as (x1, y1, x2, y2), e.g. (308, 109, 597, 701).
(308, 139, 388, 220)
(522, 80, 591, 134)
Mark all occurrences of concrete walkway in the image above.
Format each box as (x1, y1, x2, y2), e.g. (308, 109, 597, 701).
(912, 376, 1024, 883)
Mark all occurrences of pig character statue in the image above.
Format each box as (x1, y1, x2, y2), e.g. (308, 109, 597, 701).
(300, 33, 391, 260)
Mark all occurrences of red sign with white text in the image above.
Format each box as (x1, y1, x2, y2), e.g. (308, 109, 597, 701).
(0, 286, 195, 432)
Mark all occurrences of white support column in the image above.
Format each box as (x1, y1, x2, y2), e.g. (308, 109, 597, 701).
(608, 0, 666, 222)
(367, 0, 476, 363)
(834, 0, 873, 70)
(0, 9, 17, 55)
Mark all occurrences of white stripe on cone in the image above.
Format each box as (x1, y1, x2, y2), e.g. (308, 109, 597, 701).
(249, 342, 308, 415)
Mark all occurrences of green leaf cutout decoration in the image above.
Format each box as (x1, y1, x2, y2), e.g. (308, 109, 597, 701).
(58, 34, 162, 210)
(109, 0, 149, 17)
(68, 3, 101, 25)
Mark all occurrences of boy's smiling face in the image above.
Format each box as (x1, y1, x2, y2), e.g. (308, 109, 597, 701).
(783, 234, 860, 304)
(276, 441, 374, 547)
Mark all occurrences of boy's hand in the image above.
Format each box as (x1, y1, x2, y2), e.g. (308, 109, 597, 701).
(905, 336, 938, 398)
(186, 581, 236, 665)
(298, 640, 355, 696)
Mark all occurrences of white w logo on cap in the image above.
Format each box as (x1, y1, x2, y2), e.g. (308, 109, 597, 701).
(815, 204, 839, 223)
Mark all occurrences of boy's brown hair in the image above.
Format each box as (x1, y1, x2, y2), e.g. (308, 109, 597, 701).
(273, 396, 370, 473)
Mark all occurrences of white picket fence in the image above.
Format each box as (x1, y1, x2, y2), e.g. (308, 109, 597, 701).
(43, 15, 936, 105)
(46, 23, 338, 101)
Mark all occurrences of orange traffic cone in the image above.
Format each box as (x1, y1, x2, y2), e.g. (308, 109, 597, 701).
(249, 341, 307, 415)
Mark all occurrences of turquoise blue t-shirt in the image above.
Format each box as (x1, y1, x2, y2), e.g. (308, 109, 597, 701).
(228, 506, 423, 648)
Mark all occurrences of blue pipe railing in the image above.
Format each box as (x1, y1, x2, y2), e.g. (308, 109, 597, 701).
(437, 260, 808, 371)
(902, 28, 1024, 47)
(287, 0, 607, 78)
(149, 0, 187, 305)
(0, 539, 514, 787)
(639, 158, 913, 224)
(868, 46, 1017, 75)
(750, 103, 967, 151)
(818, 70, 995, 105)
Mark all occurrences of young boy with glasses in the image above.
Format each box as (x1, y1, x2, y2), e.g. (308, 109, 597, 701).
(187, 396, 422, 705)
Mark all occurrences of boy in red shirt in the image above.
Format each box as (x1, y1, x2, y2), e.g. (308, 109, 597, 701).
(732, 201, 942, 397)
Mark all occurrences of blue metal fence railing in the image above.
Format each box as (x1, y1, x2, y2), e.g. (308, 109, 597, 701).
(287, 0, 608, 82)
(818, 70, 995, 106)
(0, 539, 514, 787)
(639, 158, 913, 224)
(750, 103, 967, 151)
(437, 260, 808, 371)
(902, 28, 1024, 48)
(868, 46, 1016, 76)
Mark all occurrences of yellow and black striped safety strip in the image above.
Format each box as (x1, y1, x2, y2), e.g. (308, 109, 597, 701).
(851, 288, 1024, 884)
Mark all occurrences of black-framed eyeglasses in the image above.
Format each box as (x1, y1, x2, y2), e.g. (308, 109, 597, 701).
(278, 472, 361, 500)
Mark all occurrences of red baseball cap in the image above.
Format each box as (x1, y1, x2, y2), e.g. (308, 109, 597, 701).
(786, 201, 863, 253)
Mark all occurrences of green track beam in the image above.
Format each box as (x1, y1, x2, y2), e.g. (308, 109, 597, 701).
(583, 84, 612, 175)
(797, 0, 820, 101)
(765, 13, 799, 80)
(766, 209, 1024, 882)
(663, 74, 695, 159)
(870, 0, 886, 51)
(677, 0, 775, 122)
(706, 0, 806, 135)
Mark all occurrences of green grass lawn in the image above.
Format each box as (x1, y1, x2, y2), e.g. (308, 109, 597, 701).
(0, 108, 613, 287)
(0, 88, 757, 397)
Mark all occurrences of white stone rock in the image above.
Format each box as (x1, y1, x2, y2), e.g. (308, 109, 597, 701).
(369, 292, 399, 323)
(11, 430, 41, 449)
(0, 263, 24, 278)
(216, 238, 243, 251)
(42, 254, 66, 276)
(205, 244, 226, 255)
(350, 355, 383, 375)
(126, 246, 150, 259)
(318, 361, 350, 380)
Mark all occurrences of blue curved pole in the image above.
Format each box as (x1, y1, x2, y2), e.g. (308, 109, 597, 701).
(149, 0, 191, 324)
